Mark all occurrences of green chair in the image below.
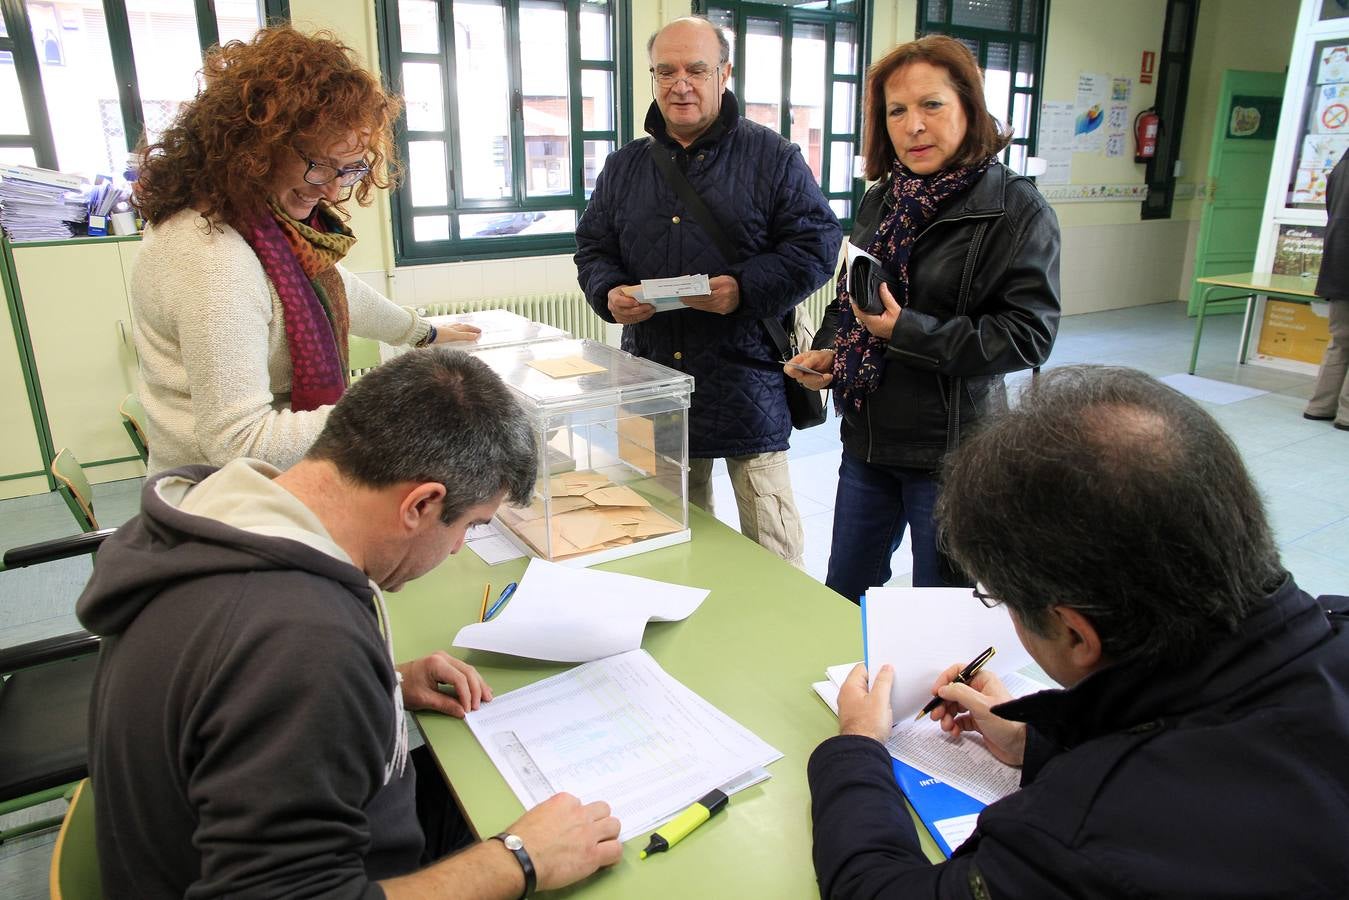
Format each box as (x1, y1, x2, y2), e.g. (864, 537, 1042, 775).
(50, 778, 101, 900)
(348, 335, 383, 380)
(51, 449, 98, 532)
(117, 394, 148, 463)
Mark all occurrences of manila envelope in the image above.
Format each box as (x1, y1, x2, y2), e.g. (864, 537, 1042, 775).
(527, 356, 607, 378)
(584, 484, 652, 507)
(550, 471, 612, 497)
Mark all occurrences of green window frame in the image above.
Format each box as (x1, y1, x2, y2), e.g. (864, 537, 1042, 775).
(918, 0, 1047, 174)
(696, 0, 866, 227)
(0, 0, 287, 173)
(377, 0, 632, 264)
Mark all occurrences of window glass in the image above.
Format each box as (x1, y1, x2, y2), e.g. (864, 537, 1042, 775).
(743, 18, 782, 131)
(833, 21, 854, 75)
(216, 0, 266, 46)
(400, 0, 440, 53)
(460, 208, 574, 238)
(579, 0, 610, 60)
(951, 0, 1013, 30)
(828, 141, 852, 192)
(1016, 41, 1034, 88)
(408, 140, 449, 206)
(521, 0, 570, 197)
(404, 62, 445, 131)
(454, 0, 512, 200)
(125, 0, 208, 146)
(831, 79, 853, 133)
(583, 138, 612, 193)
(984, 41, 1011, 130)
(790, 22, 826, 183)
(1, 52, 30, 135)
(27, 0, 124, 177)
(581, 70, 613, 131)
(413, 214, 450, 241)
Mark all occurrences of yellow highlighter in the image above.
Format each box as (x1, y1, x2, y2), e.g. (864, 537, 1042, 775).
(639, 789, 728, 859)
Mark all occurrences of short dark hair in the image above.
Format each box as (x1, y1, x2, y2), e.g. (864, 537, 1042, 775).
(936, 365, 1285, 665)
(647, 16, 731, 66)
(861, 35, 1012, 180)
(307, 349, 537, 524)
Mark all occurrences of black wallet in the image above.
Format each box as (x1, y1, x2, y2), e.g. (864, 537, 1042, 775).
(847, 252, 898, 315)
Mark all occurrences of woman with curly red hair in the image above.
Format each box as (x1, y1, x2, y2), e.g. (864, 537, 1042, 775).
(131, 26, 477, 473)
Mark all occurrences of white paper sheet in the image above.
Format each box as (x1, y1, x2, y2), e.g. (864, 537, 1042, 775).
(862, 587, 1033, 723)
(464, 522, 526, 565)
(465, 650, 781, 842)
(636, 274, 710, 311)
(452, 558, 709, 661)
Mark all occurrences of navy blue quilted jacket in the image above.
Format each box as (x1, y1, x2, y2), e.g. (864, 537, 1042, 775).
(574, 93, 841, 458)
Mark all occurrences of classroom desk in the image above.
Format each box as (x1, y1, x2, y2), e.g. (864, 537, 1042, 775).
(1189, 272, 1320, 374)
(388, 504, 945, 897)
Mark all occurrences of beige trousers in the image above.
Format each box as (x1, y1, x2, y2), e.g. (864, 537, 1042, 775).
(688, 452, 805, 568)
(1306, 299, 1349, 426)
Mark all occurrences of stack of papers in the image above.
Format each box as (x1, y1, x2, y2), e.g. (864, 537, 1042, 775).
(454, 557, 709, 661)
(466, 649, 780, 842)
(0, 164, 87, 242)
(495, 470, 683, 560)
(464, 522, 525, 565)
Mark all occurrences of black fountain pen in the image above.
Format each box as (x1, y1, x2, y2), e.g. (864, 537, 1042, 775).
(915, 646, 996, 721)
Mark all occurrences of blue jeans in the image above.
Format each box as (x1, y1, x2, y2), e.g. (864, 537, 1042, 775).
(825, 452, 944, 604)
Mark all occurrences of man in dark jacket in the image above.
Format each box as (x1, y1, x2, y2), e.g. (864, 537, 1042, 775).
(78, 351, 622, 898)
(574, 16, 841, 567)
(808, 365, 1349, 899)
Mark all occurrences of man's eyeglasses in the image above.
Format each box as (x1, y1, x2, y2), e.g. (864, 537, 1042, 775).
(973, 584, 1004, 609)
(298, 152, 371, 188)
(650, 67, 720, 90)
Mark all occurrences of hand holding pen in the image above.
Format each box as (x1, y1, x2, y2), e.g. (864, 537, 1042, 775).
(924, 652, 1027, 767)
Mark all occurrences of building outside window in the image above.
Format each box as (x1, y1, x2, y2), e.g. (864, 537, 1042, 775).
(379, 0, 628, 263)
(697, 0, 865, 224)
(918, 0, 1047, 174)
(0, 0, 278, 177)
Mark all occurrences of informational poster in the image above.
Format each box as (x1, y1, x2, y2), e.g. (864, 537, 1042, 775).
(1312, 82, 1349, 134)
(1272, 224, 1325, 278)
(1074, 72, 1108, 153)
(1111, 77, 1132, 103)
(1105, 101, 1129, 158)
(1318, 43, 1349, 82)
(1256, 300, 1331, 365)
(1037, 101, 1074, 184)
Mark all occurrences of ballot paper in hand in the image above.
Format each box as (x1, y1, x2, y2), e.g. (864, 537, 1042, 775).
(452, 558, 709, 661)
(630, 274, 711, 311)
(863, 587, 1032, 722)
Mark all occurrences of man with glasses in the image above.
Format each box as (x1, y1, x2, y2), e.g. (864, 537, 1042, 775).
(807, 365, 1349, 898)
(576, 16, 841, 569)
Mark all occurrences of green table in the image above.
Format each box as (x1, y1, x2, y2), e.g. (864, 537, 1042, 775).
(1189, 272, 1320, 374)
(389, 505, 944, 897)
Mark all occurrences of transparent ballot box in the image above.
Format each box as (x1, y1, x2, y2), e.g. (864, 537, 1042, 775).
(426, 308, 568, 351)
(470, 339, 693, 567)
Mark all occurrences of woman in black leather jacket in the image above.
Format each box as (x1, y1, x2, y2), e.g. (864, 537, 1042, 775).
(788, 35, 1061, 601)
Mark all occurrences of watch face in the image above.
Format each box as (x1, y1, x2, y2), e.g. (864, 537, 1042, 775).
(504, 834, 524, 851)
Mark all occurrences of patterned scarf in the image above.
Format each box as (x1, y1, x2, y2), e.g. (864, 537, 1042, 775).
(832, 157, 993, 413)
(241, 200, 358, 412)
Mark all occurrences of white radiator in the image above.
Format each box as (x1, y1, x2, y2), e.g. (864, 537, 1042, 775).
(420, 293, 608, 343)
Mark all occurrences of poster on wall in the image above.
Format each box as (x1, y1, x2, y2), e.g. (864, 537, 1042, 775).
(1272, 223, 1326, 278)
(1074, 72, 1107, 153)
(1038, 101, 1074, 184)
(1312, 82, 1349, 134)
(1228, 95, 1282, 139)
(1318, 43, 1349, 81)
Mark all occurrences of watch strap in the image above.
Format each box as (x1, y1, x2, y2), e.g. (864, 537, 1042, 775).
(492, 832, 536, 899)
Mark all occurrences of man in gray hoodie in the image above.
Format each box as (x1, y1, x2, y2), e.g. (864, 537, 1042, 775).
(78, 349, 621, 899)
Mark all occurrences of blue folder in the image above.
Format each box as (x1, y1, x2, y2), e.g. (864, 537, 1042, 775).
(890, 749, 986, 857)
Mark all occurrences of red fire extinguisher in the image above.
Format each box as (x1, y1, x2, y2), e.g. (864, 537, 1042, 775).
(1134, 108, 1159, 163)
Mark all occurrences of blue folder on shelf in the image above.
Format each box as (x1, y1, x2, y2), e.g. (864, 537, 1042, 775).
(889, 756, 985, 857)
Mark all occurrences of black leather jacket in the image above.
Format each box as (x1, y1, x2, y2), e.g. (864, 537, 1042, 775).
(816, 163, 1061, 469)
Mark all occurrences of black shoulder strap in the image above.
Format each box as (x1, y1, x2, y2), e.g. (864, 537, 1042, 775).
(646, 139, 792, 356)
(646, 138, 738, 266)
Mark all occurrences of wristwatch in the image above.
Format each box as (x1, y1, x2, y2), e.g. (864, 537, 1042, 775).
(492, 832, 536, 899)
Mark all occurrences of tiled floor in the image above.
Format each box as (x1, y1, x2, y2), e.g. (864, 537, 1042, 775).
(1, 300, 1346, 895)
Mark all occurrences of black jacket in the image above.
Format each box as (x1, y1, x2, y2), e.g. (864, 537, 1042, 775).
(808, 578, 1349, 899)
(816, 164, 1060, 469)
(77, 467, 418, 899)
(575, 92, 841, 457)
(1315, 148, 1349, 301)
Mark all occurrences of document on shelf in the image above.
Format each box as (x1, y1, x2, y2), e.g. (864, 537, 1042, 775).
(466, 649, 781, 842)
(452, 558, 709, 661)
(863, 586, 1033, 721)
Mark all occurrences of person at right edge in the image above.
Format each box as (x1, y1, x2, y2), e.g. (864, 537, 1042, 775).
(1304, 147, 1349, 430)
(786, 36, 1060, 600)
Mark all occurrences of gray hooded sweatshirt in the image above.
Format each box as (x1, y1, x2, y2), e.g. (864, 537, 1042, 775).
(76, 463, 421, 899)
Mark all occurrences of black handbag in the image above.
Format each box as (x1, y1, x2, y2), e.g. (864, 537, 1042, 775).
(646, 140, 827, 430)
(847, 250, 899, 316)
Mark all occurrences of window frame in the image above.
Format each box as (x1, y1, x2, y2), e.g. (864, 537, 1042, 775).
(0, 0, 288, 172)
(917, 0, 1048, 171)
(696, 0, 867, 229)
(377, 0, 632, 265)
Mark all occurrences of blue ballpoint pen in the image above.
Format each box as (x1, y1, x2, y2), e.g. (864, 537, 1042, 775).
(484, 582, 517, 620)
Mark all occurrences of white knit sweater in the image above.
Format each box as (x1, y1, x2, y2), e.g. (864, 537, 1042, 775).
(132, 209, 424, 473)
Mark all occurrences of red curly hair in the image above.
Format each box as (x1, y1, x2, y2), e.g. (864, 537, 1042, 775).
(134, 26, 402, 229)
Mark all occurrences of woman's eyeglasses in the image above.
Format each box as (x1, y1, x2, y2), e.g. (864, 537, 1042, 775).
(298, 152, 371, 188)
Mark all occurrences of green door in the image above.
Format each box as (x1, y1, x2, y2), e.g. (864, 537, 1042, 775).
(1188, 70, 1285, 315)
